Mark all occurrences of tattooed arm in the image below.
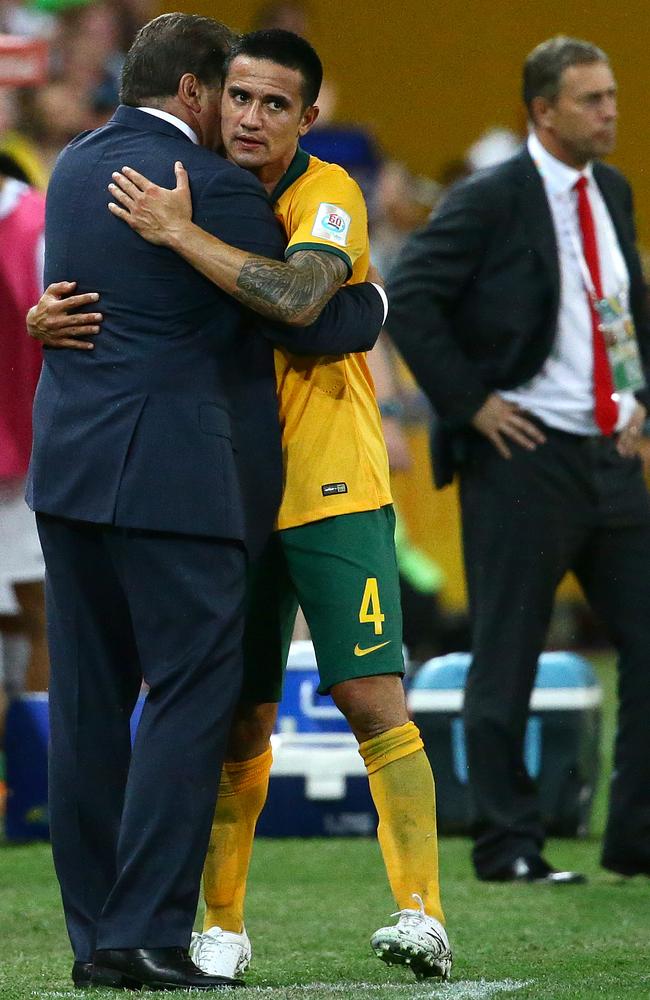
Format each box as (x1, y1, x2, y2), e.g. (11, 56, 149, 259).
(236, 250, 347, 325)
(108, 162, 348, 327)
(171, 227, 347, 326)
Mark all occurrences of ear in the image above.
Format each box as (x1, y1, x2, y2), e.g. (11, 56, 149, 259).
(530, 94, 554, 130)
(298, 103, 319, 138)
(177, 73, 201, 114)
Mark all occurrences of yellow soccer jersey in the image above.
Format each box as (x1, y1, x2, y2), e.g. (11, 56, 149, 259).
(270, 149, 392, 530)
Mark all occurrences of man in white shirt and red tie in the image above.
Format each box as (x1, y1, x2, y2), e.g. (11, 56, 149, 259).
(386, 35, 650, 883)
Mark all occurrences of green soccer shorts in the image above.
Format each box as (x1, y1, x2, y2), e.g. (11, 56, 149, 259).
(241, 504, 404, 700)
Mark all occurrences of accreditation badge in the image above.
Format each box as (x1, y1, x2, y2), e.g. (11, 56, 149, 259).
(595, 292, 646, 393)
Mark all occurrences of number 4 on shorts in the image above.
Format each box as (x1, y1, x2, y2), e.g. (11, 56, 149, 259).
(359, 577, 385, 635)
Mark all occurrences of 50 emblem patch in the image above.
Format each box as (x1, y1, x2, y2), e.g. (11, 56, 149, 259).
(311, 203, 351, 247)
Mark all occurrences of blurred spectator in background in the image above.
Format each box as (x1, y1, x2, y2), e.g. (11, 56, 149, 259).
(0, 158, 48, 748)
(367, 161, 451, 664)
(367, 329, 451, 666)
(20, 81, 92, 174)
(386, 35, 650, 885)
(20, 1, 123, 173)
(371, 160, 440, 277)
(465, 126, 520, 173)
(302, 120, 382, 213)
(1, 0, 153, 179)
(0, 0, 58, 39)
(436, 127, 521, 196)
(366, 332, 413, 475)
(0, 83, 48, 187)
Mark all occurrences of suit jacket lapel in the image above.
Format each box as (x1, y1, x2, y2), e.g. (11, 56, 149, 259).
(517, 148, 561, 306)
(593, 164, 633, 268)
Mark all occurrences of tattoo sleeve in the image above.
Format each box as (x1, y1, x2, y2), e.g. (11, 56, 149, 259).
(235, 249, 348, 325)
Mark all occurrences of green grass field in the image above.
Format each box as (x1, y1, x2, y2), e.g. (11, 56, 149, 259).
(1, 656, 648, 1000)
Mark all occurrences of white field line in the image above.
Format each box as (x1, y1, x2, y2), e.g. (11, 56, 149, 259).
(234, 982, 533, 999)
(30, 981, 532, 1000)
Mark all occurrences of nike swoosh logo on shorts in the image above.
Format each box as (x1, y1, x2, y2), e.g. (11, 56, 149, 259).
(354, 640, 392, 657)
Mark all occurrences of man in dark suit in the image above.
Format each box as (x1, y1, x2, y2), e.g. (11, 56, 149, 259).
(386, 36, 650, 884)
(27, 13, 385, 991)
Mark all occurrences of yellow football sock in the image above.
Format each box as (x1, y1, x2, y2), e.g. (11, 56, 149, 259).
(202, 745, 273, 933)
(359, 721, 445, 924)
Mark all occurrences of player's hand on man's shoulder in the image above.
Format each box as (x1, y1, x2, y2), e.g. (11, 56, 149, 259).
(471, 393, 546, 459)
(27, 281, 102, 351)
(108, 161, 193, 249)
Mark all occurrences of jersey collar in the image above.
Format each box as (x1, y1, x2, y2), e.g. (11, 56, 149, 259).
(269, 146, 310, 204)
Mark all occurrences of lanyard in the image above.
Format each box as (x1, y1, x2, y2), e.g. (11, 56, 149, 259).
(566, 188, 628, 310)
(568, 222, 602, 307)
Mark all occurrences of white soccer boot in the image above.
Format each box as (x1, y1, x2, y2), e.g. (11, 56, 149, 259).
(370, 893, 452, 981)
(189, 925, 252, 978)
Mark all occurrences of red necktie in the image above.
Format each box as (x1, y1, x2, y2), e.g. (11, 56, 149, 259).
(574, 175, 618, 435)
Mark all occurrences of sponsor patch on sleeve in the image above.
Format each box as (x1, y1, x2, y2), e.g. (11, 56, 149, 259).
(310, 203, 351, 247)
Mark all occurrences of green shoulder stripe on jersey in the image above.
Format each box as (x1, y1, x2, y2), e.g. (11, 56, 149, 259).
(285, 241, 353, 279)
(270, 146, 311, 204)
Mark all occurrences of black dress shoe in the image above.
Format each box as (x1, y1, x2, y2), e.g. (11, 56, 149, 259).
(92, 947, 243, 990)
(72, 961, 124, 989)
(480, 854, 586, 884)
(72, 962, 93, 988)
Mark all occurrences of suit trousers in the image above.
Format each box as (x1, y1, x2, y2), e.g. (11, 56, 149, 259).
(36, 514, 246, 961)
(458, 426, 650, 877)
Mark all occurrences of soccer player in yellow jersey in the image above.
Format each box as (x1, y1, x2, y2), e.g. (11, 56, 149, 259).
(105, 29, 451, 984)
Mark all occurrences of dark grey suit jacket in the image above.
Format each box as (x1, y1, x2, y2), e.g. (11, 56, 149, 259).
(386, 147, 650, 486)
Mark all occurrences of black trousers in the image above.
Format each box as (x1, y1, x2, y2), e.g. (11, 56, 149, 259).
(458, 427, 650, 877)
(36, 514, 246, 961)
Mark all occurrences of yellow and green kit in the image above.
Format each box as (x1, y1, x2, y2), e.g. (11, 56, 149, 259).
(243, 149, 403, 697)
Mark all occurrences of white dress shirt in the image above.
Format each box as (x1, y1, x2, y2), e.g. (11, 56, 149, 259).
(501, 131, 635, 434)
(137, 107, 199, 145)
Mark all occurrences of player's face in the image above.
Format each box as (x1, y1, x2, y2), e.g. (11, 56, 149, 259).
(222, 55, 318, 182)
(537, 61, 617, 167)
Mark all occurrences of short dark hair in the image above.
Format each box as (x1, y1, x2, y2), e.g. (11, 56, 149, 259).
(120, 13, 235, 107)
(523, 36, 609, 116)
(225, 28, 322, 107)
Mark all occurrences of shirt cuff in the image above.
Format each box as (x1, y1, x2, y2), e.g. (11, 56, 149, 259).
(370, 283, 389, 325)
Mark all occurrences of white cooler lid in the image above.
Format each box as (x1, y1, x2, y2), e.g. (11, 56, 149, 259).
(269, 733, 365, 799)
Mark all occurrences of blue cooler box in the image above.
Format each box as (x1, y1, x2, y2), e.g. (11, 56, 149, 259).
(257, 733, 375, 837)
(408, 651, 602, 836)
(257, 640, 376, 836)
(5, 693, 50, 841)
(4, 693, 147, 843)
(274, 639, 349, 735)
